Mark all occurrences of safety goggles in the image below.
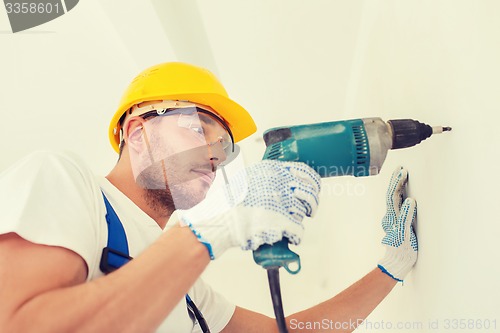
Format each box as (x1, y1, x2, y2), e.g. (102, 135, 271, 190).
(128, 100, 235, 160)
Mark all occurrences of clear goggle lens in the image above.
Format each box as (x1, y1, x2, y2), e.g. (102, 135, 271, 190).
(138, 106, 235, 164)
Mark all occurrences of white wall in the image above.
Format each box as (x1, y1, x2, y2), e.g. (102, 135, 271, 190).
(343, 2, 500, 331)
(1, 1, 499, 332)
(202, 1, 500, 332)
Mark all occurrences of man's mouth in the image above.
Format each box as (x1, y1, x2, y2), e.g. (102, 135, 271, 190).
(192, 169, 215, 185)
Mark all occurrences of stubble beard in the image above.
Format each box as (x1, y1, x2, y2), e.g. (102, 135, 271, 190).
(137, 161, 208, 214)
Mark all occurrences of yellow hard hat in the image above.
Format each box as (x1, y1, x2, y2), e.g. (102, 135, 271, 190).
(109, 62, 257, 153)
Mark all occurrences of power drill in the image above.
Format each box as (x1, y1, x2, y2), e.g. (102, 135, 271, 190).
(253, 117, 451, 333)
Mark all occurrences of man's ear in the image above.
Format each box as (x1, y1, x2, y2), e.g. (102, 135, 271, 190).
(123, 117, 145, 153)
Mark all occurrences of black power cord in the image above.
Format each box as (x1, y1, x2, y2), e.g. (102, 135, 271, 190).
(267, 268, 289, 333)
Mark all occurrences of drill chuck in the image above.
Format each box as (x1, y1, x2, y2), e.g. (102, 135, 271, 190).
(387, 119, 451, 149)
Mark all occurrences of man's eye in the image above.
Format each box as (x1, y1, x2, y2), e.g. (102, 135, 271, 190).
(191, 126, 204, 135)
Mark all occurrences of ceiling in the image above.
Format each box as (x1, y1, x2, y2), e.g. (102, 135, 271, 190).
(1, 0, 367, 171)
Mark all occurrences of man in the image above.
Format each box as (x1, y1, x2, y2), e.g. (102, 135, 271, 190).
(0, 62, 417, 332)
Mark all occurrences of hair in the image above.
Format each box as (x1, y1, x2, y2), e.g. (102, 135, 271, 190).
(118, 139, 125, 158)
(116, 109, 130, 160)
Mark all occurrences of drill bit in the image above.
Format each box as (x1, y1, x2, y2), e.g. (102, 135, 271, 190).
(432, 126, 452, 134)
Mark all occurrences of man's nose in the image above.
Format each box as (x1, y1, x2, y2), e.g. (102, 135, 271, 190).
(207, 139, 227, 171)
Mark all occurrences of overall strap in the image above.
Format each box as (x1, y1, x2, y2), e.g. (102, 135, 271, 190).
(99, 192, 210, 332)
(99, 192, 132, 274)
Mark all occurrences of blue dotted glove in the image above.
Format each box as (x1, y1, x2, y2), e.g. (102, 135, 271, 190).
(178, 160, 321, 259)
(378, 166, 418, 282)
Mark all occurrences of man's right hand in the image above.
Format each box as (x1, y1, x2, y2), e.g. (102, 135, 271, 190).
(179, 160, 321, 259)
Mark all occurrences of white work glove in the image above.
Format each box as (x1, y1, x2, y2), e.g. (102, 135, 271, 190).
(378, 166, 418, 282)
(178, 160, 321, 259)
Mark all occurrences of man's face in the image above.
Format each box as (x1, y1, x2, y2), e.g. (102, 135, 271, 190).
(128, 104, 232, 211)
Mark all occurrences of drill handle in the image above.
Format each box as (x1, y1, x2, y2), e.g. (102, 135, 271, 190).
(253, 239, 301, 274)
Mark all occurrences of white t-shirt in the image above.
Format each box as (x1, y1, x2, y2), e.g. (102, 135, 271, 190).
(0, 151, 235, 333)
